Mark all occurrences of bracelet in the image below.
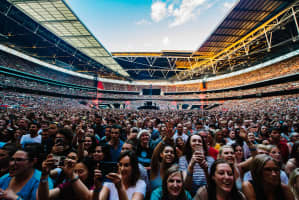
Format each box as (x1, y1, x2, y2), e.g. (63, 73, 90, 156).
(40, 178, 48, 183)
(70, 175, 79, 183)
(186, 170, 193, 177)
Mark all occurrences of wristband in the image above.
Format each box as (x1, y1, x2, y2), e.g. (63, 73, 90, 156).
(40, 178, 48, 183)
(70, 175, 79, 183)
(16, 196, 23, 200)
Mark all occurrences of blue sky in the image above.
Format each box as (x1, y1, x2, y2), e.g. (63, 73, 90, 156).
(66, 0, 238, 52)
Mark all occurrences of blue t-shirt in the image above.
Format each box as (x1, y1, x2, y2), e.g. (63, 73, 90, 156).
(107, 140, 124, 162)
(150, 187, 193, 200)
(0, 169, 53, 200)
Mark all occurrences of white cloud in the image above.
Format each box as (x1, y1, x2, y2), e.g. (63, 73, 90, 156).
(169, 0, 206, 27)
(162, 36, 170, 46)
(223, 2, 235, 11)
(136, 19, 151, 25)
(151, 1, 167, 22)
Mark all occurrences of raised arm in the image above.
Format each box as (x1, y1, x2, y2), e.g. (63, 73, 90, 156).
(37, 155, 60, 200)
(238, 128, 257, 173)
(63, 161, 91, 200)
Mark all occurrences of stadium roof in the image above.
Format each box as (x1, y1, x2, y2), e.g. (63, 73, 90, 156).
(112, 51, 193, 80)
(7, 0, 129, 77)
(1, 0, 298, 81)
(113, 0, 299, 81)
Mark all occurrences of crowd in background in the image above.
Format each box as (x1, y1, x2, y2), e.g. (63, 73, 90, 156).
(1, 50, 299, 94)
(0, 91, 298, 199)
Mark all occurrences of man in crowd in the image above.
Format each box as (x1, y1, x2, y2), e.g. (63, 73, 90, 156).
(20, 122, 41, 148)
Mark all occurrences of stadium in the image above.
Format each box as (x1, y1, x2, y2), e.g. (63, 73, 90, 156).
(0, 0, 298, 199)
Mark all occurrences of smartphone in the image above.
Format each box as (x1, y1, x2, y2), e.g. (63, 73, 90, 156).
(99, 161, 118, 177)
(52, 155, 65, 167)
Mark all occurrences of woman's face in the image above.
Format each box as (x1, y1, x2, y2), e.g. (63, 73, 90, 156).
(176, 138, 184, 147)
(190, 135, 203, 152)
(248, 133, 255, 142)
(160, 146, 175, 164)
(14, 129, 22, 140)
(9, 150, 32, 177)
(269, 147, 281, 162)
(93, 146, 104, 161)
(84, 137, 92, 150)
(229, 131, 235, 139)
(64, 152, 79, 166)
(235, 146, 243, 160)
(140, 133, 150, 145)
(221, 147, 235, 164)
(262, 160, 280, 186)
(118, 156, 132, 179)
(74, 162, 89, 182)
(213, 163, 234, 193)
(167, 172, 183, 197)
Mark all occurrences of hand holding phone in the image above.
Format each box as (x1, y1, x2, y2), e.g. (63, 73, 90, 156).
(99, 161, 118, 177)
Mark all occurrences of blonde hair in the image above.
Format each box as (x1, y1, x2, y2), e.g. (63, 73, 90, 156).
(217, 145, 233, 159)
(289, 168, 299, 199)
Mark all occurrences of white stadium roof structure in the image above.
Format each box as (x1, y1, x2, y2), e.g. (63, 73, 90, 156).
(7, 0, 129, 77)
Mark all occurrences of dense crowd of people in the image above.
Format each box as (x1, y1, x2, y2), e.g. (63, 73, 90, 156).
(0, 90, 298, 200)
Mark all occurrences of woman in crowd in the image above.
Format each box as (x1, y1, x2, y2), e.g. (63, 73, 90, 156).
(289, 168, 299, 200)
(231, 143, 244, 163)
(217, 145, 254, 190)
(242, 154, 294, 200)
(83, 134, 97, 158)
(194, 159, 246, 200)
(38, 154, 93, 200)
(217, 130, 257, 189)
(226, 130, 236, 144)
(175, 137, 185, 158)
(0, 143, 17, 177)
(150, 165, 192, 200)
(179, 134, 214, 195)
(150, 139, 176, 191)
(286, 141, 299, 176)
(0, 148, 48, 200)
(99, 151, 146, 200)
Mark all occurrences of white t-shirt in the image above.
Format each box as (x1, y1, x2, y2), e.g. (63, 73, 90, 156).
(173, 132, 189, 143)
(103, 179, 146, 200)
(20, 134, 41, 147)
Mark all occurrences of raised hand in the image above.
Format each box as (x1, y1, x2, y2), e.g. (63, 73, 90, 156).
(0, 189, 18, 200)
(63, 158, 76, 179)
(94, 163, 103, 189)
(239, 128, 248, 142)
(42, 154, 56, 175)
(106, 173, 122, 189)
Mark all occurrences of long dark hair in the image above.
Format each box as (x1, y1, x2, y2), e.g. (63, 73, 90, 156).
(78, 158, 94, 188)
(185, 134, 208, 163)
(118, 151, 140, 187)
(207, 159, 243, 200)
(250, 154, 285, 200)
(290, 141, 299, 163)
(161, 165, 187, 200)
(84, 134, 97, 154)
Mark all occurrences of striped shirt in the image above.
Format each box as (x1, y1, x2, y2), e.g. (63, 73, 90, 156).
(179, 155, 214, 195)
